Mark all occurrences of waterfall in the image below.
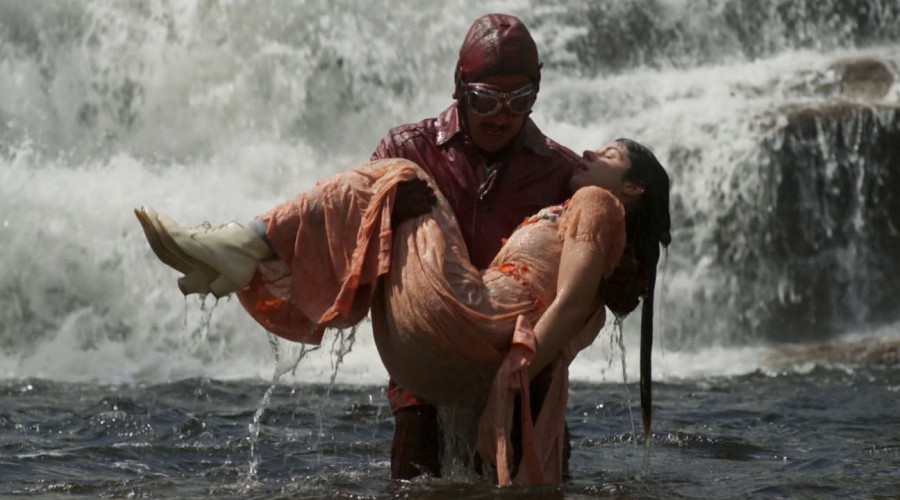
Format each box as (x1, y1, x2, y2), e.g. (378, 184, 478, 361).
(2, 0, 898, 383)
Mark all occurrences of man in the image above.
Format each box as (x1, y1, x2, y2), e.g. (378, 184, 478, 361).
(370, 13, 583, 480)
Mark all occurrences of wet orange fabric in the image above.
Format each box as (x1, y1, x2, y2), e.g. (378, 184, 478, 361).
(237, 158, 626, 485)
(237, 159, 410, 344)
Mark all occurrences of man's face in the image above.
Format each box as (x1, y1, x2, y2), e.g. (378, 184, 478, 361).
(463, 74, 533, 154)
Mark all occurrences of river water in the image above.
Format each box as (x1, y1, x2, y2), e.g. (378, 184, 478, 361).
(2, 0, 899, 497)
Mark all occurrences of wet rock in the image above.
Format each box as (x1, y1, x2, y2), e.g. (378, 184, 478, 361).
(765, 338, 900, 369)
(759, 102, 900, 338)
(831, 58, 895, 99)
(661, 101, 900, 346)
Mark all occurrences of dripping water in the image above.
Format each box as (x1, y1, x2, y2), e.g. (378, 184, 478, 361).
(612, 316, 638, 444)
(244, 333, 320, 486)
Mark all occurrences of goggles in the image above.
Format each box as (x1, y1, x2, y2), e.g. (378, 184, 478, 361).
(464, 83, 536, 116)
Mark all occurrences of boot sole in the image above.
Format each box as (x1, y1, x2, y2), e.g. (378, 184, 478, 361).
(135, 206, 219, 295)
(134, 207, 192, 274)
(152, 212, 249, 298)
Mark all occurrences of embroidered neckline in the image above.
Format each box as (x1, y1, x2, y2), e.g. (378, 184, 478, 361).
(517, 198, 571, 228)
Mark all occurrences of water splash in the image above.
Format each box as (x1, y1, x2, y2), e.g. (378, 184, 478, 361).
(327, 327, 359, 390)
(243, 333, 320, 487)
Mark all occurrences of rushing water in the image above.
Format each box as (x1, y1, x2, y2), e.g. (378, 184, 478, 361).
(3, 368, 900, 498)
(2, 0, 899, 497)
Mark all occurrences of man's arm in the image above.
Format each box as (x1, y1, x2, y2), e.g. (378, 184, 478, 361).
(371, 133, 399, 161)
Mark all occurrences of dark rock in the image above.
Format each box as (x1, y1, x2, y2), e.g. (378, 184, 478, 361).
(758, 102, 900, 339)
(831, 58, 895, 99)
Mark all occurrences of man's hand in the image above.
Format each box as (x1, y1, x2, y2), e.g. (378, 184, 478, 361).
(391, 178, 437, 228)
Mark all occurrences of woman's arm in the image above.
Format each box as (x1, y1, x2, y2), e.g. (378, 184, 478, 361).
(527, 235, 607, 378)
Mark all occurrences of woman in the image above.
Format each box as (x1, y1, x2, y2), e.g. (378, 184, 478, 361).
(135, 138, 671, 484)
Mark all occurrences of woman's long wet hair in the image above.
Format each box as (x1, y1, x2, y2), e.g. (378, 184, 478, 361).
(616, 137, 671, 441)
(618, 138, 671, 269)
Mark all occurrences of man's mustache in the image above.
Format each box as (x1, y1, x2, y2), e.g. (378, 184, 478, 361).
(479, 122, 510, 132)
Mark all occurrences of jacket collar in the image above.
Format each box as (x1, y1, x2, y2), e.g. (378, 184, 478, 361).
(435, 103, 551, 157)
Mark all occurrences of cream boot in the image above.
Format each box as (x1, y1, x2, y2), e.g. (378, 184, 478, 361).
(135, 206, 270, 298)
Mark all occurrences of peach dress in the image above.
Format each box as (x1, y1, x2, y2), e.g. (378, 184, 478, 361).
(237, 158, 626, 485)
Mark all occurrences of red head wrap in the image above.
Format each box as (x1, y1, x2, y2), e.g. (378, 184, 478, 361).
(453, 14, 542, 99)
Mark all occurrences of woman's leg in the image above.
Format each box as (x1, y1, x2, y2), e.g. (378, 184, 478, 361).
(134, 206, 271, 297)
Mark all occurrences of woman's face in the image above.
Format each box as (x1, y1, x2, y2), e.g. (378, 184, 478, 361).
(572, 142, 632, 193)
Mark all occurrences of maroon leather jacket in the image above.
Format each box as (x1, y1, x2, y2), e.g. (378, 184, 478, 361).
(371, 103, 582, 410)
(372, 103, 580, 268)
